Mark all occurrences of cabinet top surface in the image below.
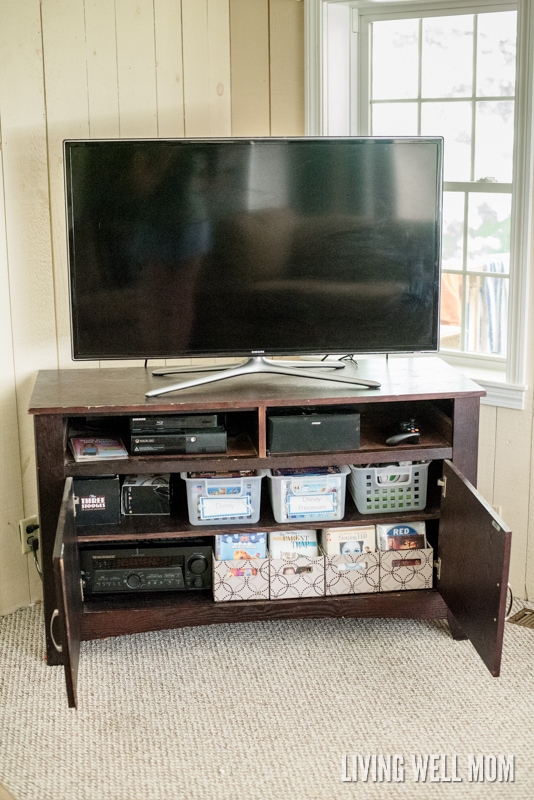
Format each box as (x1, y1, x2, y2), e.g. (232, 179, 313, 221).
(28, 358, 485, 415)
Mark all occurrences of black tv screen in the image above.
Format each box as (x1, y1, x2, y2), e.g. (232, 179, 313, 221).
(64, 136, 443, 361)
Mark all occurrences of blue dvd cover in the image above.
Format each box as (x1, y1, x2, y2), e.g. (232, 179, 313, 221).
(214, 532, 267, 560)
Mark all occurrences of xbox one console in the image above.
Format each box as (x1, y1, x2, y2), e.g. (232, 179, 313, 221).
(130, 426, 227, 454)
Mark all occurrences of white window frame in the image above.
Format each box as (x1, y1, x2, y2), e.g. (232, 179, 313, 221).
(304, 0, 533, 408)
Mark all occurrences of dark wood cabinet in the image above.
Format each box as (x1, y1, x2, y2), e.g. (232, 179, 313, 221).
(29, 357, 511, 708)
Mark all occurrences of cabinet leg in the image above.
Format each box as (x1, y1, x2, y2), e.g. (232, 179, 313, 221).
(447, 609, 468, 640)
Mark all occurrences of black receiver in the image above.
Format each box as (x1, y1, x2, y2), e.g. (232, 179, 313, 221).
(80, 543, 212, 595)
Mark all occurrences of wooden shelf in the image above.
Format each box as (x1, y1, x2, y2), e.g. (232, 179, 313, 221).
(75, 480, 442, 544)
(81, 588, 448, 640)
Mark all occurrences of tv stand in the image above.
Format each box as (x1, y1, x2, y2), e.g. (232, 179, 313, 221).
(28, 357, 512, 708)
(146, 356, 381, 397)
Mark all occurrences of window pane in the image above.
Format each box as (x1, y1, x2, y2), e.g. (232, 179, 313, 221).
(467, 192, 511, 269)
(422, 15, 474, 98)
(465, 274, 508, 355)
(364, 6, 519, 363)
(371, 19, 419, 100)
(371, 102, 418, 135)
(440, 272, 463, 352)
(421, 101, 472, 181)
(477, 11, 517, 97)
(442, 192, 465, 270)
(475, 101, 515, 182)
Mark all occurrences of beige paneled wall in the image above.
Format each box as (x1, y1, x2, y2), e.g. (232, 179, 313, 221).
(269, 0, 305, 135)
(0, 0, 57, 612)
(0, 0, 305, 615)
(1, 0, 531, 614)
(478, 394, 534, 599)
(230, 0, 270, 135)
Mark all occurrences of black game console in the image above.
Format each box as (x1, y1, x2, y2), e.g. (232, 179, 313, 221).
(130, 426, 227, 454)
(130, 414, 219, 431)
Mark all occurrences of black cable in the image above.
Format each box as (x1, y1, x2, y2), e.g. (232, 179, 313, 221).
(31, 537, 43, 582)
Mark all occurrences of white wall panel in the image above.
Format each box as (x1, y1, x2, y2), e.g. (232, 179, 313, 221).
(269, 0, 305, 136)
(493, 393, 533, 596)
(207, 0, 231, 136)
(0, 140, 29, 613)
(155, 0, 186, 137)
(116, 0, 158, 138)
(0, 0, 57, 607)
(41, 0, 91, 370)
(86, 0, 121, 139)
(230, 0, 270, 136)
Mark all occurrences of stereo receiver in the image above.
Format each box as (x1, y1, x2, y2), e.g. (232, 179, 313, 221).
(80, 543, 212, 595)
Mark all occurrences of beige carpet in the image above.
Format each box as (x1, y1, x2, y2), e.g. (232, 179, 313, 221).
(0, 602, 533, 800)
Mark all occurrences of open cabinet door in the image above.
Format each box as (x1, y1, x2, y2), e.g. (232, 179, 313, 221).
(52, 478, 82, 708)
(438, 461, 511, 676)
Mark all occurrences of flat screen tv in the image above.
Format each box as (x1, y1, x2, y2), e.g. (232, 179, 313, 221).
(64, 136, 443, 395)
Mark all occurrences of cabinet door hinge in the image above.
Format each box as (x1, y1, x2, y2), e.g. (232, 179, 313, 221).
(437, 476, 447, 497)
(434, 557, 442, 580)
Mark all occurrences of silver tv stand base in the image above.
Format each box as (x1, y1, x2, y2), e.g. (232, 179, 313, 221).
(146, 356, 381, 398)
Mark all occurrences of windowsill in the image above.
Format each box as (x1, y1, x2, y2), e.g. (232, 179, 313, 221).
(423, 353, 528, 410)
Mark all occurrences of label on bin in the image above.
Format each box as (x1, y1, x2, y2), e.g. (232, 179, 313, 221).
(200, 496, 251, 519)
(288, 494, 335, 516)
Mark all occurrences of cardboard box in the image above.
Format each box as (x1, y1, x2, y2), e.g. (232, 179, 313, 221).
(212, 557, 270, 602)
(379, 548, 434, 592)
(324, 550, 380, 596)
(269, 554, 325, 600)
(121, 474, 171, 515)
(73, 476, 120, 526)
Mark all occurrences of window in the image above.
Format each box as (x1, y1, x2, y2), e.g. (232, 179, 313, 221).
(305, 0, 533, 408)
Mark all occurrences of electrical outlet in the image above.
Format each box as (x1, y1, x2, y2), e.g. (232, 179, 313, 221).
(19, 515, 39, 555)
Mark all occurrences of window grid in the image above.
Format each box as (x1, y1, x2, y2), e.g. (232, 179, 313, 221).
(368, 10, 515, 358)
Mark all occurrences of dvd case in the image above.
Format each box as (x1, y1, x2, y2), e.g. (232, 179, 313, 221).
(376, 522, 427, 551)
(69, 436, 128, 462)
(268, 530, 318, 558)
(214, 532, 267, 560)
(320, 526, 376, 555)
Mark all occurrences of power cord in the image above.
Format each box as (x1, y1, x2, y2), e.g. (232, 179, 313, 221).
(31, 537, 42, 581)
(25, 523, 43, 582)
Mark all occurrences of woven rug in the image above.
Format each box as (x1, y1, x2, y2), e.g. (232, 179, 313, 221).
(1, 602, 533, 800)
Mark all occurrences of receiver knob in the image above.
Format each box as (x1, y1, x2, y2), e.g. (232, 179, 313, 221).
(188, 554, 208, 575)
(126, 573, 142, 589)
